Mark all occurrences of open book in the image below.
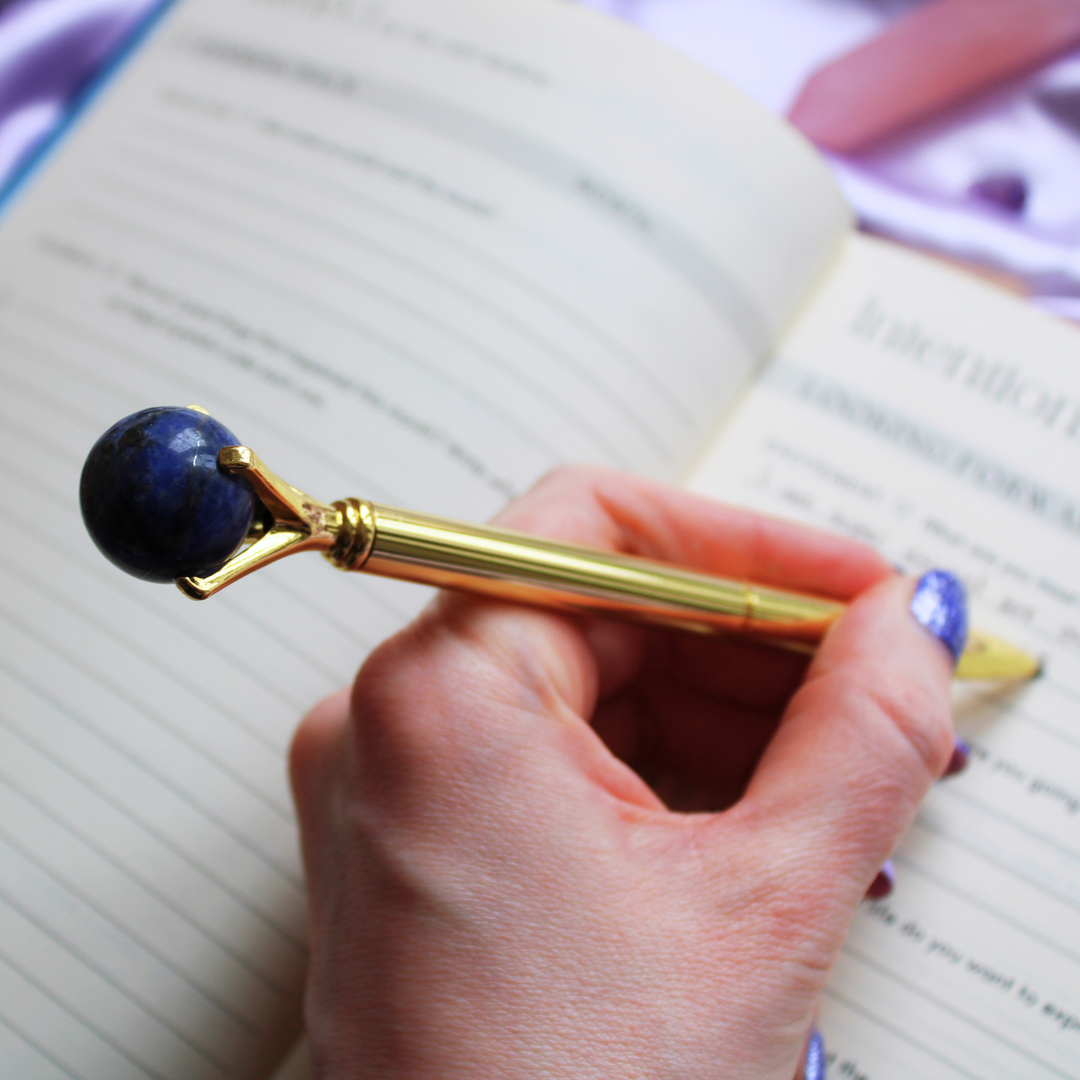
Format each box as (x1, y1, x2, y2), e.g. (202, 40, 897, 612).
(2, 0, 1078, 1076)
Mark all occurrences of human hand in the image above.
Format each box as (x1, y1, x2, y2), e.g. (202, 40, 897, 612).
(290, 467, 960, 1079)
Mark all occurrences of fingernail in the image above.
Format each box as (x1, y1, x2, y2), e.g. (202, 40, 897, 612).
(943, 737, 969, 778)
(805, 1027, 826, 1080)
(910, 570, 968, 663)
(865, 859, 895, 900)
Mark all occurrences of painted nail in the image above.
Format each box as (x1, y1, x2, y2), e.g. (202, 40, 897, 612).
(804, 1027, 826, 1080)
(865, 859, 895, 900)
(910, 570, 968, 663)
(943, 737, 969, 778)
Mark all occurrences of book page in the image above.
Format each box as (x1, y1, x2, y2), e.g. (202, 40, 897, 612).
(0, 0, 850, 1076)
(691, 233, 1080, 1080)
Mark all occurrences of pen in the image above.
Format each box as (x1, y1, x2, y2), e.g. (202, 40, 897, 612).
(81, 407, 1041, 682)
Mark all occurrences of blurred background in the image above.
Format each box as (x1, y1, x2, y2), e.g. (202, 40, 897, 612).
(5, 0, 1080, 316)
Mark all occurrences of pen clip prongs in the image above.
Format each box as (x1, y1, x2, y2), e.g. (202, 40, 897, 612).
(176, 445, 346, 600)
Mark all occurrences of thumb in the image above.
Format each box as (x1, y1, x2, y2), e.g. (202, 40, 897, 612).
(735, 570, 962, 904)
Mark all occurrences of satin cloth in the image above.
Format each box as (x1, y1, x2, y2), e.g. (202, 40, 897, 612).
(583, 0, 1080, 318)
(4, 0, 1080, 314)
(0, 0, 156, 189)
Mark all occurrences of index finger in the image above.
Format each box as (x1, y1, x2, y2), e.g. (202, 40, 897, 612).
(496, 464, 893, 600)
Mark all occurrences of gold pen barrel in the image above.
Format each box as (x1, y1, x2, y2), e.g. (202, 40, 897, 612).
(179, 447, 1040, 680)
(743, 583, 847, 642)
(340, 502, 843, 643)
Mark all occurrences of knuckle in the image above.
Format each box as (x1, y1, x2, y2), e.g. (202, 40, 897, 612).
(872, 682, 953, 777)
(834, 668, 954, 779)
(496, 463, 627, 547)
(345, 615, 507, 778)
(535, 462, 612, 491)
(347, 625, 435, 742)
(511, 464, 612, 518)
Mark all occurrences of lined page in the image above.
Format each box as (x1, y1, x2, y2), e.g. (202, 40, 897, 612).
(691, 234, 1080, 1080)
(0, 0, 848, 1075)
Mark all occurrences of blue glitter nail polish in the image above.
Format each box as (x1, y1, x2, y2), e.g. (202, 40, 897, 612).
(805, 1028, 826, 1080)
(80, 406, 256, 583)
(910, 570, 968, 663)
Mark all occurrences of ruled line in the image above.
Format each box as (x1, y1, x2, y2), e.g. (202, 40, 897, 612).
(0, 796, 277, 1030)
(0, 743, 296, 998)
(840, 943, 1077, 1079)
(139, 115, 695, 426)
(822, 985, 984, 1080)
(0, 405, 83, 469)
(213, 588, 351, 691)
(1039, 676, 1080, 712)
(0, 470, 310, 721)
(262, 571, 406, 644)
(1007, 700, 1080, 756)
(0, 443, 76, 515)
(0, 313, 393, 682)
(0, 600, 300, 859)
(0, 887, 239, 1071)
(916, 813, 1080, 918)
(1, 467, 385, 725)
(894, 850, 1080, 969)
(0, 356, 107, 433)
(0, 948, 174, 1080)
(0, 316, 414, 683)
(61, 199, 577, 468)
(935, 785, 1080, 864)
(0, 1009, 87, 1080)
(18, 297, 411, 506)
(175, 34, 771, 353)
(0, 549, 294, 809)
(90, 169, 635, 462)
(0, 655, 306, 919)
(114, 142, 677, 458)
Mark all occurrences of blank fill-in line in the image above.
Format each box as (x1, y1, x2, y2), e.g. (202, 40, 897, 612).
(0, 654, 307, 934)
(0, 947, 178, 1080)
(916, 812, 1080, 917)
(822, 985, 989, 1080)
(113, 143, 679, 457)
(138, 116, 695, 425)
(0, 598, 301, 865)
(80, 179, 633, 466)
(894, 849, 1080, 968)
(0, 743, 296, 1001)
(841, 943, 1077, 1080)
(0, 886, 239, 1071)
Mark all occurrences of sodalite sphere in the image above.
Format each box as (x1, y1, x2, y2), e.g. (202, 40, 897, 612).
(80, 407, 257, 583)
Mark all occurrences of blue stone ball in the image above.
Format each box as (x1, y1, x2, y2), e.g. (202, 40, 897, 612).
(80, 407, 257, 583)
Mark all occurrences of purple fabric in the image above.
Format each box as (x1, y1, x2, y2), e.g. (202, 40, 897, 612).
(0, 0, 157, 188)
(582, 0, 1080, 317)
